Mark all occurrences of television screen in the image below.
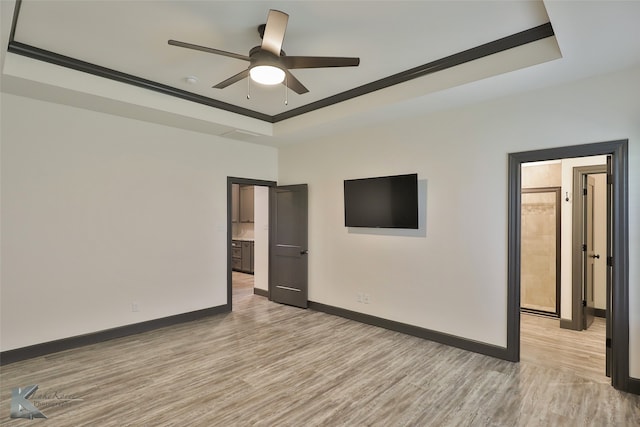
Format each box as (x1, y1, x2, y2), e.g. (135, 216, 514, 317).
(344, 173, 418, 229)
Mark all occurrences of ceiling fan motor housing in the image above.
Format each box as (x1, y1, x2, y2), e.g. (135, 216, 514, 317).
(249, 46, 286, 67)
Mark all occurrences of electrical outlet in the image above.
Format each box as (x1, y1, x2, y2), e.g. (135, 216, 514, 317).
(363, 294, 370, 304)
(131, 303, 139, 312)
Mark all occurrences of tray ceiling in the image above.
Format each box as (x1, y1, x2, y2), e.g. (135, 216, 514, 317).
(2, 1, 639, 144)
(8, 1, 554, 120)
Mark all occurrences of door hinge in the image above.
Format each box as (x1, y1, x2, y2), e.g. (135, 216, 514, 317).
(607, 256, 613, 267)
(582, 300, 587, 307)
(582, 244, 587, 252)
(583, 188, 587, 196)
(606, 338, 612, 348)
(607, 174, 613, 185)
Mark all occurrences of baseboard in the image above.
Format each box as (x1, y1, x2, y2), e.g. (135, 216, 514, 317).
(559, 312, 605, 330)
(559, 318, 579, 330)
(308, 301, 509, 361)
(253, 288, 269, 298)
(520, 307, 559, 318)
(628, 377, 640, 395)
(0, 305, 229, 365)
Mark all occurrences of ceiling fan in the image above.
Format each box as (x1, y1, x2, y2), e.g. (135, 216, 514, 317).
(168, 9, 360, 94)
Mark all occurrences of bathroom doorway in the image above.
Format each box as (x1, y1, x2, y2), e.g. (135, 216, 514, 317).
(508, 139, 630, 392)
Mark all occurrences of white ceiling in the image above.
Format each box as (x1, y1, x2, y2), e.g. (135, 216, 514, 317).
(1, 1, 640, 146)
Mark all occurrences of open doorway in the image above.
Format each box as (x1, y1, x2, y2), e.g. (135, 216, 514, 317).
(519, 159, 608, 325)
(226, 178, 276, 309)
(507, 139, 630, 393)
(226, 177, 310, 311)
(571, 165, 608, 333)
(519, 158, 608, 383)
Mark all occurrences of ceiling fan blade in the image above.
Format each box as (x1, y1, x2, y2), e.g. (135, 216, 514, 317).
(261, 10, 289, 56)
(284, 70, 309, 94)
(213, 69, 250, 89)
(168, 40, 250, 62)
(281, 56, 360, 69)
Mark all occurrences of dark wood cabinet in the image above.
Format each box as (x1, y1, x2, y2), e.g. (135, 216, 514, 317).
(232, 239, 254, 274)
(241, 241, 253, 273)
(232, 184, 254, 223)
(232, 240, 242, 271)
(231, 184, 240, 223)
(239, 185, 254, 223)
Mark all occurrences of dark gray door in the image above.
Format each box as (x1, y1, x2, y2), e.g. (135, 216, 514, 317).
(583, 175, 596, 329)
(605, 156, 612, 378)
(270, 184, 308, 308)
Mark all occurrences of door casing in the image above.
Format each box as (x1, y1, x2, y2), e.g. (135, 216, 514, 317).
(226, 177, 277, 309)
(507, 139, 629, 392)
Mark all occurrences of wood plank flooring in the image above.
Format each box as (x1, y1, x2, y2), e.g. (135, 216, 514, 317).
(232, 271, 255, 300)
(521, 312, 607, 384)
(1, 289, 638, 426)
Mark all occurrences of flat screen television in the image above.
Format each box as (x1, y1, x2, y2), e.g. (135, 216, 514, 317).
(344, 173, 418, 229)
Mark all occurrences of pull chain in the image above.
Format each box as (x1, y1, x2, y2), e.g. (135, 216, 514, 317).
(284, 74, 288, 106)
(247, 76, 251, 100)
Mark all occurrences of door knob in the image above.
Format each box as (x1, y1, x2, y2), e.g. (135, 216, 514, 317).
(590, 254, 600, 259)
(300, 250, 309, 255)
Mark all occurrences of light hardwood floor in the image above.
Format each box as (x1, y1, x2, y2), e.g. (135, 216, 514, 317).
(1, 288, 638, 426)
(521, 312, 608, 384)
(232, 271, 255, 300)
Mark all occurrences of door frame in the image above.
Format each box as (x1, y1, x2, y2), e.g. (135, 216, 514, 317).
(570, 165, 607, 331)
(507, 139, 629, 392)
(226, 177, 277, 310)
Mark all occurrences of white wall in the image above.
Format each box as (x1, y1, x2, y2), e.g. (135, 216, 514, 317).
(593, 173, 607, 310)
(0, 93, 278, 351)
(278, 66, 640, 378)
(254, 186, 270, 292)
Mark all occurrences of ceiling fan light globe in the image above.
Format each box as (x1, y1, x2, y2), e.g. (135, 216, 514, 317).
(249, 65, 285, 85)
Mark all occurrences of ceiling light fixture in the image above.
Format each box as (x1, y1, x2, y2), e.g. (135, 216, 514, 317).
(249, 65, 285, 85)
